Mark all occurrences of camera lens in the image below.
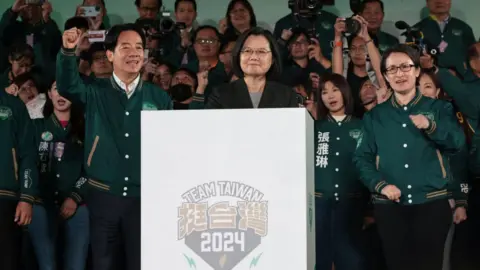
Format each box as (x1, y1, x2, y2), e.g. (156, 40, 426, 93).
(159, 18, 174, 33)
(345, 17, 361, 36)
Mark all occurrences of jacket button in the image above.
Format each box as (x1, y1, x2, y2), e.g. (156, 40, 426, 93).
(404, 164, 409, 168)
(123, 192, 127, 196)
(407, 185, 412, 189)
(335, 152, 339, 156)
(125, 111, 129, 116)
(335, 184, 339, 188)
(56, 174, 60, 178)
(336, 137, 340, 140)
(334, 193, 338, 196)
(335, 197, 339, 201)
(125, 155, 129, 159)
(124, 187, 128, 191)
(408, 199, 413, 204)
(403, 107, 407, 111)
(402, 123, 406, 128)
(335, 168, 339, 172)
(408, 194, 412, 198)
(125, 133, 129, 137)
(403, 144, 407, 148)
(338, 122, 342, 126)
(124, 177, 129, 181)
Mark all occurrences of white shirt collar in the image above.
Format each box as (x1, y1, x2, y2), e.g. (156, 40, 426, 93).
(112, 72, 140, 99)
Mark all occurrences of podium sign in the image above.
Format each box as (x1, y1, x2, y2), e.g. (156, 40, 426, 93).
(141, 108, 315, 270)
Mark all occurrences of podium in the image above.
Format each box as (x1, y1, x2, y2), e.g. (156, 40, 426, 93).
(141, 108, 315, 270)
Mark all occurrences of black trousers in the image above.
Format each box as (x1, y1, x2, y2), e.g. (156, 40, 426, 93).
(88, 189, 140, 270)
(0, 199, 21, 270)
(374, 199, 452, 270)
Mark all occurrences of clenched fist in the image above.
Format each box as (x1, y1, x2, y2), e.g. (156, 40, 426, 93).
(381, 184, 401, 202)
(62, 27, 83, 49)
(409, 114, 430, 130)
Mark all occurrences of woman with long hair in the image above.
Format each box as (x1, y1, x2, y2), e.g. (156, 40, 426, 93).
(313, 73, 365, 270)
(28, 81, 89, 270)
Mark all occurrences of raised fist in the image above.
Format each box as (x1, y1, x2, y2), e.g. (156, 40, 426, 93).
(62, 27, 83, 49)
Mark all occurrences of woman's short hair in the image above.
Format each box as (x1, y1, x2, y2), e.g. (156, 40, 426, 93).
(380, 44, 420, 75)
(231, 27, 282, 79)
(316, 73, 355, 119)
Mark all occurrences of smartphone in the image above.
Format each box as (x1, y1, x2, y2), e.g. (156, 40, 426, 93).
(87, 30, 106, 43)
(25, 0, 44, 5)
(80, 6, 101, 17)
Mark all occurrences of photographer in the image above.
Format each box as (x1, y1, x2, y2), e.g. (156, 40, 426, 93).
(332, 15, 387, 118)
(164, 0, 198, 66)
(1, 0, 62, 82)
(358, 0, 398, 54)
(280, 28, 331, 86)
(274, 0, 337, 60)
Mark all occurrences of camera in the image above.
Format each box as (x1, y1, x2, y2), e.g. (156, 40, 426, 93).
(343, 17, 361, 36)
(395, 21, 438, 56)
(288, 0, 323, 40)
(135, 12, 186, 40)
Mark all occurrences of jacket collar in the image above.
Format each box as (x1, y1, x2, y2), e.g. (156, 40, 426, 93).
(327, 114, 352, 123)
(390, 89, 423, 109)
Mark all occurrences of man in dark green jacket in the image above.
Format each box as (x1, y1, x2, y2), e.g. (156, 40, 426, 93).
(413, 0, 476, 74)
(358, 0, 399, 54)
(0, 88, 38, 270)
(57, 23, 174, 270)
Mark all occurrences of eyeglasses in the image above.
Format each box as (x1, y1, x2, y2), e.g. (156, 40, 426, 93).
(385, 64, 416, 75)
(240, 48, 271, 57)
(349, 46, 367, 55)
(195, 38, 218, 45)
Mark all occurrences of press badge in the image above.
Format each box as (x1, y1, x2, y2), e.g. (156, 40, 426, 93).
(438, 40, 448, 53)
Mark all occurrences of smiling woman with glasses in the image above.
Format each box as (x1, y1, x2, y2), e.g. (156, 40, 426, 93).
(354, 44, 466, 270)
(197, 27, 297, 109)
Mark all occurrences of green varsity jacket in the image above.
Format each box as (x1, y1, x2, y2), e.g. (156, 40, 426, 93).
(354, 91, 465, 205)
(0, 91, 38, 203)
(56, 47, 183, 198)
(33, 115, 87, 205)
(314, 115, 365, 200)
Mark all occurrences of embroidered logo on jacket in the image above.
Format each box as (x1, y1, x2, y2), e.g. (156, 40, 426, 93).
(0, 106, 12, 120)
(41, 131, 53, 142)
(417, 111, 435, 121)
(142, 102, 158, 110)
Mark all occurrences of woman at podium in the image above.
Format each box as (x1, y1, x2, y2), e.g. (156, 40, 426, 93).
(354, 45, 466, 270)
(199, 27, 298, 109)
(312, 73, 365, 270)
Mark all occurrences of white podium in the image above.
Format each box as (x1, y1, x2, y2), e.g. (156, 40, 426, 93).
(141, 108, 315, 270)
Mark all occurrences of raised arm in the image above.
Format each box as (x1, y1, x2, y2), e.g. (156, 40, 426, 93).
(332, 18, 345, 75)
(56, 27, 93, 104)
(435, 67, 479, 120)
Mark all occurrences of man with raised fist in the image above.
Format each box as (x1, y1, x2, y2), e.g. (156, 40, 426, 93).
(56, 24, 173, 270)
